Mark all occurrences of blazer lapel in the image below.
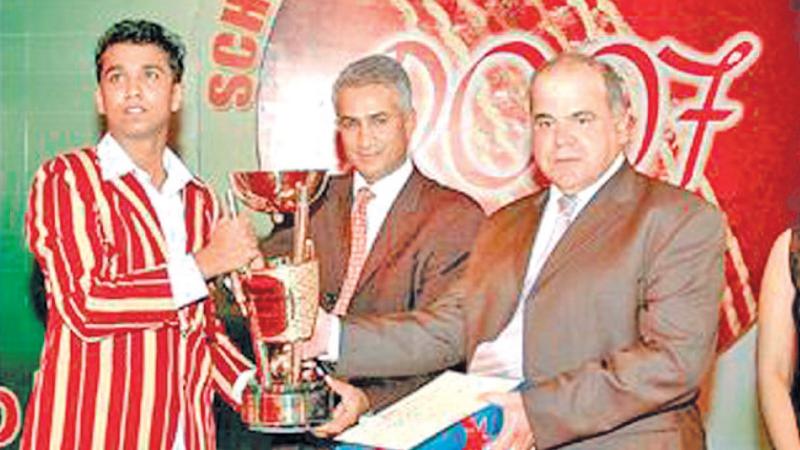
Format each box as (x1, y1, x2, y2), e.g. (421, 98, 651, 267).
(180, 182, 207, 327)
(109, 172, 168, 262)
(182, 182, 210, 254)
(534, 164, 638, 290)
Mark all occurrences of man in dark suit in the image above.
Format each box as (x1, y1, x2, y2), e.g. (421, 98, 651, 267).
(218, 54, 484, 442)
(309, 52, 726, 449)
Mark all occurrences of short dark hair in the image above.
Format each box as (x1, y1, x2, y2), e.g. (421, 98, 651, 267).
(95, 19, 186, 83)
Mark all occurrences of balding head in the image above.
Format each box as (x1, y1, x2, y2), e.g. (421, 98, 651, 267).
(530, 52, 630, 117)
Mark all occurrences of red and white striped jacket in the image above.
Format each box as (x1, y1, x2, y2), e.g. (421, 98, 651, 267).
(22, 147, 253, 450)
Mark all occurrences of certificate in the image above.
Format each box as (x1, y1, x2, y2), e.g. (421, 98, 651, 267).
(335, 371, 521, 450)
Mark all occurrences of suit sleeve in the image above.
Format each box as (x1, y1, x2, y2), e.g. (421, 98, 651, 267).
(411, 201, 485, 308)
(26, 156, 180, 342)
(336, 273, 468, 378)
(524, 203, 725, 449)
(356, 201, 484, 409)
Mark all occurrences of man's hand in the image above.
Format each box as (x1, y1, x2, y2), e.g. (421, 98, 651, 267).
(312, 376, 370, 438)
(481, 391, 536, 450)
(195, 214, 260, 279)
(300, 307, 335, 359)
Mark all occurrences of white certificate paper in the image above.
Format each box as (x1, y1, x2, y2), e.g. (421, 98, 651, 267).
(335, 371, 521, 450)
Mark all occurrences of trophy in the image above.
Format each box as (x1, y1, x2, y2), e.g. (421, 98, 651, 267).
(228, 170, 333, 432)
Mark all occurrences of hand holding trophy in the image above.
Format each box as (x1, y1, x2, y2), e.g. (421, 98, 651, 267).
(228, 170, 334, 432)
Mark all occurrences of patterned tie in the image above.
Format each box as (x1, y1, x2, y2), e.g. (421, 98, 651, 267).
(333, 186, 376, 315)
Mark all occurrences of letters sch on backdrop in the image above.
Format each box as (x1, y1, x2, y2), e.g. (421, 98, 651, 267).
(207, 0, 278, 110)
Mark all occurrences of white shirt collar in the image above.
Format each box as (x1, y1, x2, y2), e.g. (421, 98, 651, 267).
(547, 153, 625, 220)
(96, 133, 194, 195)
(352, 158, 413, 200)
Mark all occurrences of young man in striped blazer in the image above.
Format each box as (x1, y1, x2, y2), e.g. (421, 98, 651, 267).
(21, 19, 260, 450)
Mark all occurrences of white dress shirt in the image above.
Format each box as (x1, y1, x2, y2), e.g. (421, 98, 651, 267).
(468, 155, 625, 380)
(97, 134, 253, 450)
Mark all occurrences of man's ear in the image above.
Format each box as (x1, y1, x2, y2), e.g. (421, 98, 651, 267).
(170, 82, 183, 113)
(95, 87, 106, 115)
(615, 108, 634, 148)
(404, 108, 417, 140)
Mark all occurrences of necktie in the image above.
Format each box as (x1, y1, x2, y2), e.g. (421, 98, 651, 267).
(333, 186, 375, 315)
(541, 194, 577, 260)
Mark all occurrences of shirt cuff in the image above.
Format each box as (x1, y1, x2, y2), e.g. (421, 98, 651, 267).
(167, 254, 209, 309)
(231, 368, 257, 404)
(319, 315, 341, 362)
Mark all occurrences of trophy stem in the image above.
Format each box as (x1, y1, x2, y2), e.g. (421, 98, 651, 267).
(249, 300, 271, 387)
(230, 271, 270, 386)
(291, 343, 301, 385)
(257, 342, 271, 387)
(290, 185, 310, 385)
(292, 185, 309, 265)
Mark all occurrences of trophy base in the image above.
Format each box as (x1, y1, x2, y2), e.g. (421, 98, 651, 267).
(242, 378, 334, 433)
(247, 424, 310, 434)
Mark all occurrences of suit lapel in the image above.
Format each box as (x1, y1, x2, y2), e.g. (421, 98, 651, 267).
(506, 193, 548, 310)
(534, 164, 637, 290)
(352, 170, 424, 299)
(471, 193, 546, 343)
(325, 175, 355, 289)
(180, 183, 206, 327)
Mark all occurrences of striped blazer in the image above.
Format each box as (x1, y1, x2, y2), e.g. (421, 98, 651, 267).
(22, 148, 253, 450)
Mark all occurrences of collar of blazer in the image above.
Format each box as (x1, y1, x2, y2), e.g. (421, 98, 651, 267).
(114, 172, 171, 259)
(88, 147, 206, 264)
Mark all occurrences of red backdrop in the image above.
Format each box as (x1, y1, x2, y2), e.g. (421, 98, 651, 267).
(243, 0, 800, 351)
